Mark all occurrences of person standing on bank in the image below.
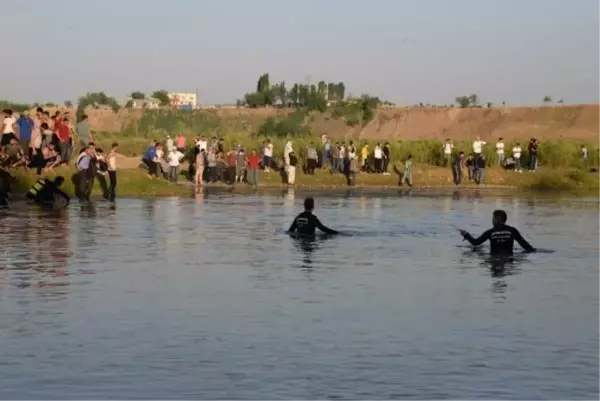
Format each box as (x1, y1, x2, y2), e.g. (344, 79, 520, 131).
(382, 142, 391, 175)
(195, 149, 206, 187)
(452, 151, 465, 185)
(287, 151, 298, 185)
(77, 114, 93, 147)
(107, 143, 118, 202)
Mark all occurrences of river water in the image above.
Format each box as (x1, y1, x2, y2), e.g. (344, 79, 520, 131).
(0, 189, 598, 399)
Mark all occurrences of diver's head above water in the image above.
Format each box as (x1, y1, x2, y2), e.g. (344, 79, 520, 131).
(492, 209, 508, 226)
(304, 197, 315, 212)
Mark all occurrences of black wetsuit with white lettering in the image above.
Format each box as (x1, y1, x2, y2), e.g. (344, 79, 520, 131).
(288, 211, 338, 236)
(463, 224, 535, 255)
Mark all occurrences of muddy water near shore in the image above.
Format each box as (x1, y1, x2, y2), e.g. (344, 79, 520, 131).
(0, 191, 597, 399)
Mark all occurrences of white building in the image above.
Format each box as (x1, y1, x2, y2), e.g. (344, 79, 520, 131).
(127, 97, 161, 109)
(168, 92, 197, 108)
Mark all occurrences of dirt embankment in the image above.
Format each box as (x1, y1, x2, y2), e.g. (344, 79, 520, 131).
(83, 105, 599, 142)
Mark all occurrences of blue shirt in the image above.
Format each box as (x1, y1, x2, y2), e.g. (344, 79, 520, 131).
(143, 147, 157, 161)
(17, 116, 34, 141)
(78, 155, 91, 170)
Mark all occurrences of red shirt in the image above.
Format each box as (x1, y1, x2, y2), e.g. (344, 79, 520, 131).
(226, 151, 237, 167)
(247, 154, 260, 169)
(56, 121, 70, 141)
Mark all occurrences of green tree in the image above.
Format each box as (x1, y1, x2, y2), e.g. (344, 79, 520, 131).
(336, 82, 346, 100)
(273, 81, 287, 107)
(543, 96, 552, 104)
(244, 92, 265, 108)
(317, 81, 327, 97)
(290, 84, 300, 106)
(257, 73, 270, 93)
(327, 82, 335, 100)
(151, 90, 170, 106)
(131, 91, 146, 100)
(468, 93, 479, 107)
(455, 96, 471, 108)
(298, 85, 309, 107)
(64, 100, 73, 107)
(557, 99, 564, 104)
(45, 102, 56, 107)
(76, 92, 120, 120)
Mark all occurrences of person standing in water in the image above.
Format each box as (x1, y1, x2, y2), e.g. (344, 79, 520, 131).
(107, 142, 118, 202)
(195, 149, 206, 187)
(288, 197, 338, 236)
(459, 210, 536, 255)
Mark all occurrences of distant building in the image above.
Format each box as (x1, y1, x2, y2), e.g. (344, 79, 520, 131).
(127, 97, 161, 109)
(168, 92, 197, 108)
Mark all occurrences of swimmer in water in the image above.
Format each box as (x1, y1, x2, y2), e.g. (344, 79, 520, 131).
(459, 209, 536, 255)
(26, 176, 70, 209)
(288, 197, 339, 236)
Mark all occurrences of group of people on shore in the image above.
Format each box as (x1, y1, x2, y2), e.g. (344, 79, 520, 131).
(0, 107, 119, 207)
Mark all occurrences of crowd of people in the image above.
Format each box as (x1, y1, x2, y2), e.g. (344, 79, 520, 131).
(138, 134, 414, 188)
(0, 107, 118, 206)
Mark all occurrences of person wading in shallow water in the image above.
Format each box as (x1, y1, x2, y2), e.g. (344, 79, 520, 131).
(288, 197, 339, 236)
(459, 209, 536, 255)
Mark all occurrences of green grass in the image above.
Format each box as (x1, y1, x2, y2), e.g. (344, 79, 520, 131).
(9, 166, 192, 197)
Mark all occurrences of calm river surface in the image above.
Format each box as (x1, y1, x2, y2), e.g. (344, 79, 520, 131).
(0, 189, 598, 399)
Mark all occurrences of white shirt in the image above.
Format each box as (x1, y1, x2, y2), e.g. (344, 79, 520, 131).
(197, 140, 207, 151)
(168, 151, 184, 167)
(374, 146, 382, 159)
(264, 143, 273, 157)
(443, 143, 453, 155)
(166, 138, 174, 152)
(473, 140, 486, 154)
(3, 116, 16, 134)
(108, 152, 117, 171)
(339, 146, 345, 158)
(496, 142, 505, 154)
(512, 146, 522, 158)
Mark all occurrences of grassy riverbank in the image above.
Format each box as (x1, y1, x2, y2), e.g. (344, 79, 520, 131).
(91, 132, 599, 169)
(7, 164, 599, 198)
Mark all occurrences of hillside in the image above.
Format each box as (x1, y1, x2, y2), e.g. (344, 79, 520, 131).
(71, 104, 599, 142)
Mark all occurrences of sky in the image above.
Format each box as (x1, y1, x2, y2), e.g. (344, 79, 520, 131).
(1, 0, 598, 106)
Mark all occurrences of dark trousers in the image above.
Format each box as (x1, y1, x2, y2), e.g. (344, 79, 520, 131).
(383, 158, 389, 173)
(374, 158, 383, 173)
(108, 171, 117, 201)
(29, 152, 46, 175)
(78, 170, 94, 201)
(452, 166, 462, 185)
(227, 166, 236, 184)
(207, 166, 217, 183)
(143, 159, 158, 176)
(307, 159, 317, 174)
(467, 166, 474, 180)
(529, 154, 537, 170)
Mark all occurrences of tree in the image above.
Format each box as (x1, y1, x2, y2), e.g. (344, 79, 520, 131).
(257, 73, 270, 93)
(298, 84, 309, 107)
(543, 96, 552, 104)
(64, 100, 73, 107)
(290, 84, 300, 106)
(487, 102, 493, 108)
(125, 100, 134, 108)
(336, 82, 346, 100)
(468, 94, 479, 107)
(557, 99, 564, 104)
(317, 81, 327, 97)
(455, 96, 471, 108)
(273, 81, 287, 107)
(76, 91, 120, 120)
(45, 102, 56, 107)
(131, 91, 145, 100)
(244, 92, 265, 108)
(327, 83, 335, 101)
(151, 90, 170, 106)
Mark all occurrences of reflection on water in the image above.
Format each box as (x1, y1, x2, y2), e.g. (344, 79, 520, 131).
(0, 192, 598, 399)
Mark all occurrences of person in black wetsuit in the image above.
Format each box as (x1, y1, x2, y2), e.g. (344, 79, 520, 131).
(26, 176, 70, 209)
(288, 197, 339, 236)
(459, 210, 536, 255)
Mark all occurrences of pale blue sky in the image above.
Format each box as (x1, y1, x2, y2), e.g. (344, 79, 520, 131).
(2, 0, 598, 105)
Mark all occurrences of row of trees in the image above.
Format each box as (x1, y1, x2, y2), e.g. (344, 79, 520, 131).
(238, 73, 346, 111)
(128, 90, 171, 106)
(455, 94, 565, 108)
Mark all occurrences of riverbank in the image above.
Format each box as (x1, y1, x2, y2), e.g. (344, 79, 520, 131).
(7, 164, 599, 198)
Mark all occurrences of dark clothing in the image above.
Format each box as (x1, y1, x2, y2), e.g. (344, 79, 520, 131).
(463, 224, 535, 255)
(306, 158, 317, 174)
(26, 178, 70, 208)
(452, 165, 462, 185)
(143, 159, 159, 176)
(108, 171, 117, 202)
(288, 211, 338, 236)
